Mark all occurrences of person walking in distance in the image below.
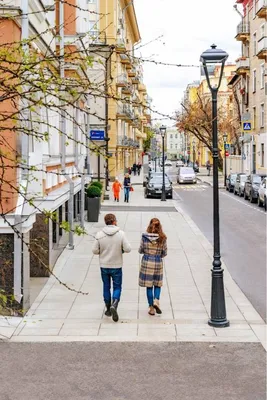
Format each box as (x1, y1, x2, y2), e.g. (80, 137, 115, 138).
(137, 162, 142, 176)
(132, 163, 137, 176)
(139, 218, 167, 315)
(123, 173, 131, 203)
(206, 161, 211, 176)
(112, 177, 121, 202)
(92, 213, 131, 322)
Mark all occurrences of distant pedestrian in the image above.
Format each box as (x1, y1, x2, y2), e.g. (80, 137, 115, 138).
(123, 173, 131, 203)
(127, 167, 132, 175)
(92, 213, 131, 322)
(137, 162, 142, 176)
(139, 218, 167, 316)
(132, 163, 137, 176)
(112, 177, 121, 202)
(206, 161, 211, 176)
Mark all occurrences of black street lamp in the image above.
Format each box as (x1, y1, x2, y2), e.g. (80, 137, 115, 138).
(193, 138, 196, 164)
(160, 125, 166, 201)
(223, 133, 228, 187)
(200, 44, 230, 328)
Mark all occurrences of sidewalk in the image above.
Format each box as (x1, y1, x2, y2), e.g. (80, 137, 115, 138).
(197, 167, 225, 188)
(1, 174, 265, 347)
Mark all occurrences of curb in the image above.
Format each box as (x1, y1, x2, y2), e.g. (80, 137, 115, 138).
(197, 178, 225, 189)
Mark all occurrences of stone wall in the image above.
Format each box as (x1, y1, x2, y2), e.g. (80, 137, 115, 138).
(30, 214, 50, 277)
(0, 233, 14, 297)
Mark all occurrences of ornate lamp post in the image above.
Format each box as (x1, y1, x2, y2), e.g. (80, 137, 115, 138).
(200, 44, 230, 328)
(193, 138, 196, 164)
(160, 125, 167, 201)
(223, 133, 228, 187)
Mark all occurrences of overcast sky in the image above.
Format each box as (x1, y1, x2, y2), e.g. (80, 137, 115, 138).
(134, 0, 241, 126)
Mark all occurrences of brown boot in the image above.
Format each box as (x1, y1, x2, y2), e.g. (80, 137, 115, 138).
(148, 306, 155, 316)
(153, 299, 162, 314)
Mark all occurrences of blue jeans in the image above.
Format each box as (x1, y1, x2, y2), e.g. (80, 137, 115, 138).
(100, 268, 122, 304)
(124, 187, 130, 202)
(146, 286, 161, 307)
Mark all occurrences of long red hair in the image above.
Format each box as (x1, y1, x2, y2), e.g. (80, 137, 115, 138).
(147, 218, 166, 245)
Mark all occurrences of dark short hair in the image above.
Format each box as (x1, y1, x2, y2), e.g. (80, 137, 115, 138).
(104, 213, 116, 225)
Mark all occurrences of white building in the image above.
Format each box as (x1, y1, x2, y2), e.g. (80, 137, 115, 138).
(166, 128, 183, 160)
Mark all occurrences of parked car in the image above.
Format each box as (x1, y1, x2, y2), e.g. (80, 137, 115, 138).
(226, 173, 237, 192)
(145, 171, 169, 185)
(244, 174, 264, 203)
(176, 160, 184, 167)
(234, 173, 247, 196)
(164, 160, 172, 167)
(145, 175, 173, 199)
(258, 177, 267, 210)
(177, 167, 197, 184)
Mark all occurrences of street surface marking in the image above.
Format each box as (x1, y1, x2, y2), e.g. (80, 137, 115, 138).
(221, 191, 266, 215)
(173, 184, 207, 191)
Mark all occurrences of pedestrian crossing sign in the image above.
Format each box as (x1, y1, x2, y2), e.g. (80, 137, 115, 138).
(242, 122, 251, 132)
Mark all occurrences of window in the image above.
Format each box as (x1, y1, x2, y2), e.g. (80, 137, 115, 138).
(88, 0, 96, 3)
(253, 33, 257, 56)
(89, 21, 96, 30)
(170, 134, 173, 139)
(253, 0, 256, 18)
(261, 144, 265, 167)
(175, 134, 178, 139)
(260, 64, 265, 89)
(175, 144, 178, 149)
(260, 24, 265, 39)
(252, 69, 256, 92)
(253, 106, 257, 130)
(260, 103, 265, 128)
(170, 144, 173, 149)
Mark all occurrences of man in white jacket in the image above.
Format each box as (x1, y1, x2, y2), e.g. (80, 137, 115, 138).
(92, 213, 131, 322)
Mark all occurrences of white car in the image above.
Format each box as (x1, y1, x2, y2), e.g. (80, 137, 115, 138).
(176, 160, 184, 167)
(258, 177, 267, 210)
(164, 160, 172, 167)
(177, 167, 197, 184)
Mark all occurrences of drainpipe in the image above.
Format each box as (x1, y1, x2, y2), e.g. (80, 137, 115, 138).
(13, 0, 30, 303)
(74, 104, 85, 229)
(59, 0, 74, 249)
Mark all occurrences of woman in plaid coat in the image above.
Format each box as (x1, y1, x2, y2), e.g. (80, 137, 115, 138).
(139, 218, 167, 315)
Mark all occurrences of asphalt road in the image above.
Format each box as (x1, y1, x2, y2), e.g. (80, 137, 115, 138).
(0, 342, 265, 400)
(166, 166, 266, 321)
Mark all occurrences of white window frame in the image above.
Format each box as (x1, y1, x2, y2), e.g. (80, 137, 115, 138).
(260, 23, 265, 39)
(253, 106, 257, 130)
(260, 103, 265, 128)
(253, 0, 256, 18)
(253, 32, 257, 56)
(260, 63, 265, 89)
(261, 144, 265, 167)
(252, 69, 257, 93)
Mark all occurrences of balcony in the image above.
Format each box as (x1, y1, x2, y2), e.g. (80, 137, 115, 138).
(138, 82, 147, 93)
(132, 75, 140, 84)
(256, 0, 267, 18)
(116, 74, 128, 87)
(90, 30, 107, 45)
(117, 136, 139, 148)
(257, 36, 267, 59)
(121, 83, 133, 95)
(116, 105, 134, 121)
(116, 39, 126, 54)
(236, 57, 250, 75)
(235, 22, 250, 42)
(128, 68, 136, 78)
(120, 53, 131, 66)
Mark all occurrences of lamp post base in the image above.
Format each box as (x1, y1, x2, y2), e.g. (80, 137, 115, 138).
(161, 191, 166, 202)
(208, 318, 230, 328)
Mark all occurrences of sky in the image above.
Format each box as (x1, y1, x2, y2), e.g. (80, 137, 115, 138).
(134, 0, 242, 126)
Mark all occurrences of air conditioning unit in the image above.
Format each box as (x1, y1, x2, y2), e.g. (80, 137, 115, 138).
(119, 18, 124, 27)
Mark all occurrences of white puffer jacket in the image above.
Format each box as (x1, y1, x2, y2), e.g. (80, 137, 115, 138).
(92, 225, 131, 268)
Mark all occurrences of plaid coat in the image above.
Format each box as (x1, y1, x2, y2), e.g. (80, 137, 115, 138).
(139, 233, 167, 288)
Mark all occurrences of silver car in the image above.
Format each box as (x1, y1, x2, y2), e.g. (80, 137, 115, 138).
(234, 173, 247, 196)
(177, 167, 196, 184)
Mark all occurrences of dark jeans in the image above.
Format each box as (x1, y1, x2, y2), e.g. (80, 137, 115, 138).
(146, 286, 161, 307)
(100, 268, 122, 304)
(124, 187, 130, 202)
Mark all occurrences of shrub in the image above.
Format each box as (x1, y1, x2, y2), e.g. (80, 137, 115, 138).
(90, 181, 103, 191)
(86, 185, 102, 198)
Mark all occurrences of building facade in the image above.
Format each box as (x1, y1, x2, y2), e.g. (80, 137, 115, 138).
(234, 0, 267, 174)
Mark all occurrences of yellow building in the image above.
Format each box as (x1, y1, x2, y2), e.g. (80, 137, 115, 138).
(89, 0, 150, 179)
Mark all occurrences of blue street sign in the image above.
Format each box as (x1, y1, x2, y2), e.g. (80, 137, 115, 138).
(242, 153, 246, 160)
(242, 122, 251, 131)
(224, 143, 230, 150)
(90, 130, 105, 140)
